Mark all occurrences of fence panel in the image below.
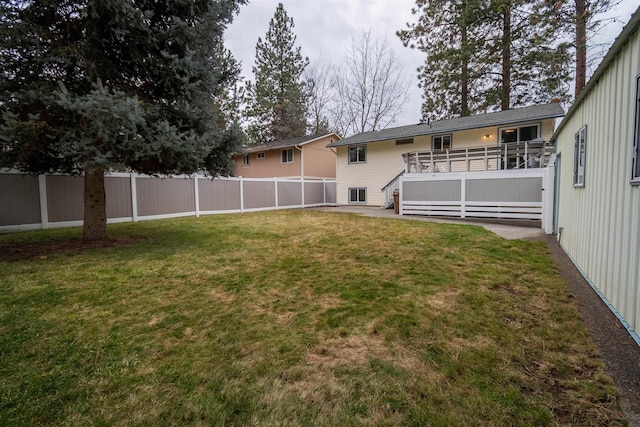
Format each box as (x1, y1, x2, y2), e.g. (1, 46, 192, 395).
(0, 171, 336, 231)
(304, 181, 325, 205)
(105, 176, 133, 219)
(198, 178, 241, 212)
(0, 174, 40, 226)
(278, 181, 303, 207)
(243, 180, 276, 210)
(46, 175, 84, 222)
(400, 169, 546, 223)
(136, 177, 195, 217)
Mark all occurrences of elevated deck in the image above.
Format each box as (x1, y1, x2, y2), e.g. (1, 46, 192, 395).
(402, 141, 554, 174)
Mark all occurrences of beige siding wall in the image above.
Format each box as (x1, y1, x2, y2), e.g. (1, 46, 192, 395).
(233, 149, 301, 178)
(232, 135, 338, 178)
(556, 30, 640, 335)
(336, 120, 556, 206)
(301, 137, 336, 178)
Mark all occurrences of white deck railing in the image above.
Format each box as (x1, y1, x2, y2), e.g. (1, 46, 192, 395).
(403, 141, 553, 174)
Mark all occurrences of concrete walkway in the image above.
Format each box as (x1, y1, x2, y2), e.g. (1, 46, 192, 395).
(312, 206, 546, 240)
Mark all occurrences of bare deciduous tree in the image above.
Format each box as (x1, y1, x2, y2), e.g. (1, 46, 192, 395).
(330, 31, 411, 137)
(305, 60, 334, 135)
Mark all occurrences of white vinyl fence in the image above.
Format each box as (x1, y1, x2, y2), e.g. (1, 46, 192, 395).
(0, 170, 336, 232)
(399, 167, 555, 233)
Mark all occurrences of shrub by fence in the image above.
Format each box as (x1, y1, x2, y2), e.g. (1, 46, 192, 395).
(0, 171, 337, 232)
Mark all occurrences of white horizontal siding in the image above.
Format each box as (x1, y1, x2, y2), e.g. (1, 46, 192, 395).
(556, 29, 640, 337)
(336, 121, 557, 206)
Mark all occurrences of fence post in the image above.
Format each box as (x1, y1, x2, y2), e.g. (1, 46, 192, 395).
(194, 175, 200, 218)
(301, 178, 305, 207)
(38, 175, 49, 229)
(275, 178, 279, 209)
(130, 172, 138, 222)
(323, 178, 326, 205)
(460, 176, 466, 218)
(239, 176, 244, 213)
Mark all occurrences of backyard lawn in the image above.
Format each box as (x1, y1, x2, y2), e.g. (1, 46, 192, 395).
(0, 210, 626, 426)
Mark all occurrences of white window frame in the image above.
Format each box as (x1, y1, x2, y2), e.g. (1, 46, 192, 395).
(574, 125, 587, 188)
(242, 154, 250, 166)
(348, 187, 367, 204)
(432, 134, 452, 151)
(281, 149, 293, 164)
(632, 75, 640, 184)
(348, 145, 367, 164)
(257, 152, 265, 160)
(498, 123, 541, 144)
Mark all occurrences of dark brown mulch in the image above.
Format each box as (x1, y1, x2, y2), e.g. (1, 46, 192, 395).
(0, 237, 143, 262)
(543, 235, 640, 426)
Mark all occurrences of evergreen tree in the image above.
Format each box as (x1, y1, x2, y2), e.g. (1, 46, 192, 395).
(482, 0, 572, 110)
(399, 0, 572, 119)
(398, 0, 489, 120)
(246, 3, 309, 144)
(0, 0, 246, 240)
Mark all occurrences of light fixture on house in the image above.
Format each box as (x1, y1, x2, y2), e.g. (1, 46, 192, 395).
(483, 134, 492, 139)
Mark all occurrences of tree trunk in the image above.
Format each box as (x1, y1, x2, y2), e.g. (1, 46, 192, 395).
(575, 0, 587, 98)
(83, 162, 107, 241)
(461, 1, 470, 117)
(501, 3, 511, 110)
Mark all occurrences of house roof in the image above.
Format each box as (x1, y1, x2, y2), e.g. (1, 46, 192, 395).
(242, 133, 341, 154)
(326, 103, 565, 147)
(551, 6, 640, 141)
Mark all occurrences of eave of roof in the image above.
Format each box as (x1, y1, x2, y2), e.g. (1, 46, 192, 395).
(326, 103, 565, 147)
(242, 133, 341, 154)
(551, 6, 640, 141)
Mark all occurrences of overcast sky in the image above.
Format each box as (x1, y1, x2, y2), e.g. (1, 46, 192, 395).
(225, 0, 640, 128)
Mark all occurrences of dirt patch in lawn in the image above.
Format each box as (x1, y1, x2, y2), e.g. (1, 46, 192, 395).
(0, 237, 143, 262)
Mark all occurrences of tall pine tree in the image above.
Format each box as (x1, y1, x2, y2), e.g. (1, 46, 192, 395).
(482, 0, 572, 110)
(399, 0, 572, 120)
(246, 3, 309, 144)
(398, 0, 489, 120)
(0, 0, 246, 240)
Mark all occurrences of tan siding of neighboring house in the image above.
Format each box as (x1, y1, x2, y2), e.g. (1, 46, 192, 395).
(301, 137, 337, 178)
(231, 134, 337, 179)
(336, 120, 557, 206)
(555, 27, 640, 335)
(232, 149, 300, 178)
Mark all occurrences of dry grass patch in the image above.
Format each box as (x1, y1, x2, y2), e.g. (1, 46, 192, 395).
(0, 210, 628, 426)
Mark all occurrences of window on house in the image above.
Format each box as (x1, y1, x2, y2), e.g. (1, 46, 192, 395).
(281, 149, 293, 163)
(348, 145, 366, 163)
(257, 152, 265, 159)
(499, 124, 540, 144)
(348, 187, 366, 203)
(242, 154, 250, 166)
(396, 138, 414, 145)
(633, 75, 640, 183)
(432, 134, 452, 151)
(574, 126, 587, 187)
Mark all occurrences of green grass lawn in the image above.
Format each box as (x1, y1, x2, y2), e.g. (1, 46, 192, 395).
(0, 210, 626, 426)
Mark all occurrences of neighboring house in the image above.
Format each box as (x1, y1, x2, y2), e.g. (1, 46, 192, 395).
(551, 7, 640, 343)
(232, 133, 340, 179)
(327, 103, 564, 207)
